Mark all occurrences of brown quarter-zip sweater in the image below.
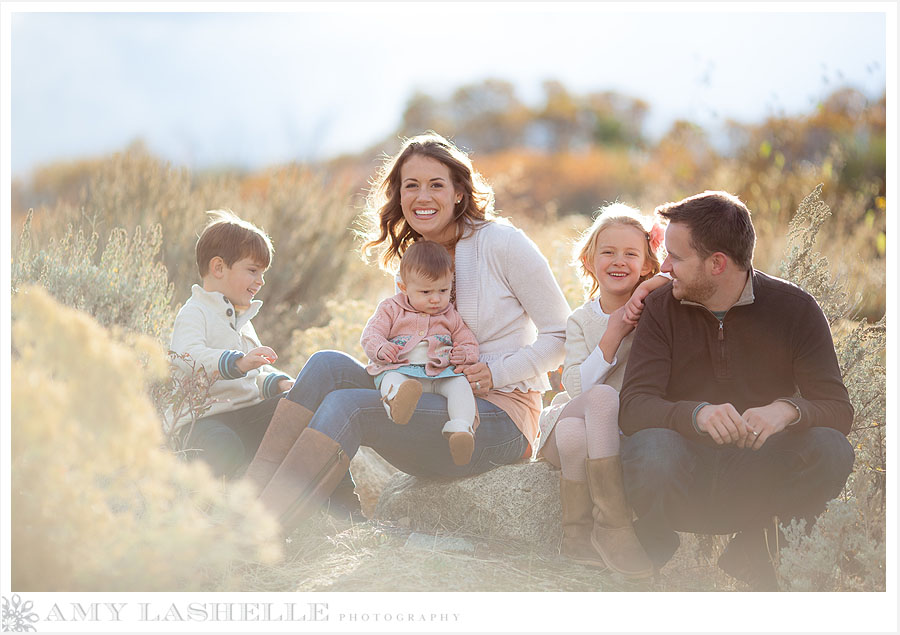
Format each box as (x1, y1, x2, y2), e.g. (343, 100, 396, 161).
(619, 270, 853, 443)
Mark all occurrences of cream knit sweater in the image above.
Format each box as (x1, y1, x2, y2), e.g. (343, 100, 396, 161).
(453, 219, 569, 394)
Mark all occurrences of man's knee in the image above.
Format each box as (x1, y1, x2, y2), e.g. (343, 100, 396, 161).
(800, 427, 855, 491)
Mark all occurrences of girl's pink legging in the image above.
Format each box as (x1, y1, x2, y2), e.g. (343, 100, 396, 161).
(541, 384, 621, 482)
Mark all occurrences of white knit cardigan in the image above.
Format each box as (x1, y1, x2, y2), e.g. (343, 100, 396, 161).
(453, 219, 569, 394)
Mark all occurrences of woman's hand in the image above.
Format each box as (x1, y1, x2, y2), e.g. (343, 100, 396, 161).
(455, 361, 493, 396)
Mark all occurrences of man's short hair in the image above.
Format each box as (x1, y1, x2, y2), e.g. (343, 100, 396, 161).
(655, 191, 756, 270)
(399, 240, 453, 282)
(196, 210, 274, 277)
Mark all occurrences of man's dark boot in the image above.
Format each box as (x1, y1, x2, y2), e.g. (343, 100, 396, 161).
(633, 516, 681, 570)
(718, 527, 780, 591)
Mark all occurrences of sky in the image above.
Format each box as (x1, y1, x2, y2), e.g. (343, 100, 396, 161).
(8, 5, 888, 178)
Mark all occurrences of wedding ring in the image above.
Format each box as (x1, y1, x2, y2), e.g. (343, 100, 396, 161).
(752, 430, 759, 436)
(476, 381, 481, 389)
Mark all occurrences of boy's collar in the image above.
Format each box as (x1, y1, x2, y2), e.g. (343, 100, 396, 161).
(191, 284, 263, 320)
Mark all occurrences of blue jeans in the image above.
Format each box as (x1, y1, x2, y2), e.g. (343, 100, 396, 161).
(621, 427, 854, 567)
(182, 394, 284, 478)
(284, 350, 528, 478)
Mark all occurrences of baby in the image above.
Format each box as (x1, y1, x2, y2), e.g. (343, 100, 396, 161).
(361, 240, 480, 466)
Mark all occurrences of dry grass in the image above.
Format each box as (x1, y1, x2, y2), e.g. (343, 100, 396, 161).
(219, 513, 746, 593)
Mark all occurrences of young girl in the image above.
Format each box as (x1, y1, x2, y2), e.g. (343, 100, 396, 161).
(537, 203, 667, 578)
(361, 240, 480, 466)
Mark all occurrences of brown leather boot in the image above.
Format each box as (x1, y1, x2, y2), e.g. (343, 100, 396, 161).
(243, 399, 313, 494)
(258, 427, 350, 533)
(559, 477, 606, 568)
(585, 456, 654, 579)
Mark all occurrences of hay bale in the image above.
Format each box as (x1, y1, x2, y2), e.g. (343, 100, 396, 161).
(374, 460, 562, 551)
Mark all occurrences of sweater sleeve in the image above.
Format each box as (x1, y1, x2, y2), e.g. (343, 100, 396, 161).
(560, 311, 591, 397)
(786, 297, 853, 434)
(618, 298, 708, 441)
(360, 299, 396, 362)
(486, 229, 569, 389)
(170, 305, 244, 380)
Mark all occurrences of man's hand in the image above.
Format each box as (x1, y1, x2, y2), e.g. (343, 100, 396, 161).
(740, 401, 798, 450)
(455, 361, 493, 396)
(236, 346, 277, 374)
(695, 403, 750, 446)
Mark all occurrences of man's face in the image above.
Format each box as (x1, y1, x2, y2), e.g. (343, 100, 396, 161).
(660, 222, 717, 304)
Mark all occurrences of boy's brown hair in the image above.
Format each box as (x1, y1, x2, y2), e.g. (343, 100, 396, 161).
(196, 210, 274, 277)
(398, 240, 453, 283)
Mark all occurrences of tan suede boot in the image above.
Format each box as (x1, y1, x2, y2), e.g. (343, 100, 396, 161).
(585, 456, 654, 579)
(243, 399, 314, 494)
(559, 477, 607, 568)
(258, 427, 350, 534)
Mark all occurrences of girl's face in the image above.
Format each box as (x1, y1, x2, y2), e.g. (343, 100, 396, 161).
(399, 271, 453, 315)
(586, 224, 652, 301)
(399, 154, 461, 245)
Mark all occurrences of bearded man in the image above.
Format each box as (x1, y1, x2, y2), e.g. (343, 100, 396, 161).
(618, 191, 854, 591)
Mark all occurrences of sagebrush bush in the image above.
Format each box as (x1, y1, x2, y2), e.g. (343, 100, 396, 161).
(773, 185, 886, 591)
(16, 146, 363, 355)
(12, 210, 175, 341)
(11, 287, 283, 591)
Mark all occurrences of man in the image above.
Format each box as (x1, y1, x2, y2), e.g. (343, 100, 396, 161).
(618, 190, 854, 591)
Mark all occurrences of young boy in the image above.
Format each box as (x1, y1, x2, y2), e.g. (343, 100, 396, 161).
(166, 210, 293, 480)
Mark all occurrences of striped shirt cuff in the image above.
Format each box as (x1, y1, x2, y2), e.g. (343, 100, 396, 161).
(218, 350, 246, 379)
(692, 402, 711, 435)
(263, 373, 291, 399)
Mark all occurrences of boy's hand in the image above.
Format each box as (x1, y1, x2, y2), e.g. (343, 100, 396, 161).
(277, 378, 295, 393)
(377, 342, 402, 363)
(449, 346, 467, 365)
(236, 346, 277, 373)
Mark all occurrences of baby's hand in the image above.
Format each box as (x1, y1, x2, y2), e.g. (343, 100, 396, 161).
(449, 347, 467, 365)
(378, 341, 402, 363)
(236, 346, 277, 373)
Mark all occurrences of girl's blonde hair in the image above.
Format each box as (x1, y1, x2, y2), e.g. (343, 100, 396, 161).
(574, 202, 663, 300)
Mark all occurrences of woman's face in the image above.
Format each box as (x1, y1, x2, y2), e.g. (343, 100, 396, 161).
(399, 154, 461, 245)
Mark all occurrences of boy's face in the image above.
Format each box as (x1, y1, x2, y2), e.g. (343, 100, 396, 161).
(207, 256, 267, 307)
(399, 271, 452, 315)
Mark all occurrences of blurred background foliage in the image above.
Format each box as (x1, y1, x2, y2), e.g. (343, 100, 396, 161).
(13, 79, 886, 347)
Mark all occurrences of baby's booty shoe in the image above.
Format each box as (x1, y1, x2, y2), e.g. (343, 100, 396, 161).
(381, 379, 422, 426)
(442, 419, 475, 466)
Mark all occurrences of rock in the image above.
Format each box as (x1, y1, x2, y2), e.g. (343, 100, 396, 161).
(404, 532, 475, 554)
(349, 446, 401, 518)
(374, 460, 562, 551)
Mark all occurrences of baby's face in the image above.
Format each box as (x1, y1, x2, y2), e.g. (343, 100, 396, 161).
(400, 271, 452, 315)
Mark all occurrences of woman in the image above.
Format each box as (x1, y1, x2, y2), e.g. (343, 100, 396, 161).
(244, 132, 570, 532)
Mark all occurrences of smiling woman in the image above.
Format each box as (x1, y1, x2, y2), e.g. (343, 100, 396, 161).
(241, 132, 571, 533)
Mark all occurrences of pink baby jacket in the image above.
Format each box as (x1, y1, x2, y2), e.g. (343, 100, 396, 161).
(361, 292, 480, 376)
